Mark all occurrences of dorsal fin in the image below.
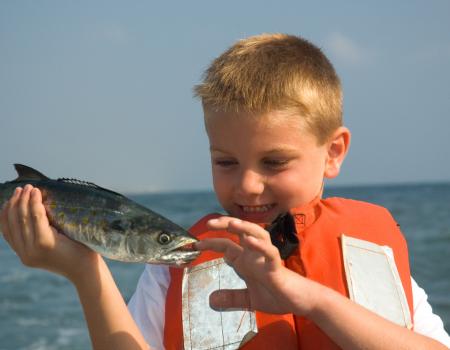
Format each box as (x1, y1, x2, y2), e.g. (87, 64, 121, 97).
(11, 164, 124, 198)
(14, 164, 50, 181)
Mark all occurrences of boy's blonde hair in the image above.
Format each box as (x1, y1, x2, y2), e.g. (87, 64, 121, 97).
(194, 33, 342, 144)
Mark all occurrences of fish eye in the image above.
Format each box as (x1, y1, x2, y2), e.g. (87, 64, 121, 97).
(158, 232, 172, 245)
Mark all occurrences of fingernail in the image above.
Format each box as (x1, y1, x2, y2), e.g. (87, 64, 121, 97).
(230, 219, 242, 225)
(208, 218, 219, 225)
(14, 187, 22, 196)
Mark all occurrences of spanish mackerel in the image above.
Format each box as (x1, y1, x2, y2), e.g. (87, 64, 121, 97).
(0, 164, 200, 266)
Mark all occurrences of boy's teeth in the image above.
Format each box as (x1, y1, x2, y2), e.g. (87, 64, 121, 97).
(242, 205, 272, 213)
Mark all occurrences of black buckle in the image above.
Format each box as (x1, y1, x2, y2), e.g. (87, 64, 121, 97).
(266, 212, 299, 259)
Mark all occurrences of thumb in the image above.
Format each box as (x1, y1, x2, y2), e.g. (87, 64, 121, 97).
(209, 289, 251, 311)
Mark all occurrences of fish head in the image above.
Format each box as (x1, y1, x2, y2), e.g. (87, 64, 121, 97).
(111, 214, 200, 266)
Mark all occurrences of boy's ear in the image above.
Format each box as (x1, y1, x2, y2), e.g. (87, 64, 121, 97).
(324, 127, 351, 179)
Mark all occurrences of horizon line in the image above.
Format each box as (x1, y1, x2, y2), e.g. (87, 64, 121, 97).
(123, 179, 450, 196)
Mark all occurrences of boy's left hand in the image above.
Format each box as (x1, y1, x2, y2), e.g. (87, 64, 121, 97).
(0, 185, 100, 282)
(195, 216, 317, 316)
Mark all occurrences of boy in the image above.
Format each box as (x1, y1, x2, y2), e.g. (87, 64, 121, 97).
(129, 33, 449, 349)
(1, 34, 449, 349)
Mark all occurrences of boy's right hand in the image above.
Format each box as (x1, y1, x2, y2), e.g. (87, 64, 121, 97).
(0, 185, 100, 283)
(2, 185, 151, 350)
(195, 216, 322, 317)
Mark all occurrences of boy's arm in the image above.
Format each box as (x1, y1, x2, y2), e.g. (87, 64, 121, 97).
(197, 216, 448, 350)
(309, 279, 448, 350)
(0, 186, 150, 350)
(74, 256, 150, 350)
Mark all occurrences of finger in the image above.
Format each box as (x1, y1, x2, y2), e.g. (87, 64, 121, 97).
(207, 217, 279, 262)
(18, 184, 35, 249)
(1, 199, 9, 233)
(195, 238, 243, 265)
(195, 237, 238, 253)
(209, 289, 252, 311)
(206, 216, 234, 229)
(227, 219, 270, 241)
(207, 216, 248, 232)
(29, 188, 53, 248)
(0, 201, 12, 244)
(7, 187, 25, 253)
(241, 234, 281, 263)
(221, 219, 275, 257)
(208, 217, 269, 241)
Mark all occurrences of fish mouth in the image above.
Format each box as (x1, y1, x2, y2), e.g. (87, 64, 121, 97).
(159, 238, 201, 266)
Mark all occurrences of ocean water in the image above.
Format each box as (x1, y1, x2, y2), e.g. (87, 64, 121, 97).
(0, 183, 449, 349)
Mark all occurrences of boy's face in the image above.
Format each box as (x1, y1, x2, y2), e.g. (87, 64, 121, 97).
(205, 109, 342, 223)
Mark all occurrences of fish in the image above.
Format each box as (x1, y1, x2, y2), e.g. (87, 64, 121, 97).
(0, 164, 200, 266)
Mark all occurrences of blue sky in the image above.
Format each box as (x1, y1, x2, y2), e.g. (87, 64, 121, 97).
(1, 1, 449, 193)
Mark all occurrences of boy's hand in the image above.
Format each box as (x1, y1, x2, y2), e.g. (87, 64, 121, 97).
(0, 185, 100, 283)
(195, 216, 319, 316)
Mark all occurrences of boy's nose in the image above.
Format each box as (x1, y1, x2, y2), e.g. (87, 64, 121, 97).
(236, 169, 265, 196)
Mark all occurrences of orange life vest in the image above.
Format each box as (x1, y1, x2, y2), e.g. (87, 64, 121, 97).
(164, 197, 414, 350)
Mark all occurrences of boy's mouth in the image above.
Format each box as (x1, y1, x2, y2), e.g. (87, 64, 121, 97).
(236, 203, 277, 222)
(240, 204, 276, 213)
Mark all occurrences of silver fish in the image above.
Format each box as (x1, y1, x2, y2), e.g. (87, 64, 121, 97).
(0, 164, 200, 266)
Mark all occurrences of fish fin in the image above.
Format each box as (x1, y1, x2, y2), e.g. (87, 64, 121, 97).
(13, 164, 50, 181)
(12, 164, 124, 198)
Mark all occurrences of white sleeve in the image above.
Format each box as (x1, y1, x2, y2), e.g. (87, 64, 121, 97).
(412, 277, 450, 347)
(128, 264, 170, 350)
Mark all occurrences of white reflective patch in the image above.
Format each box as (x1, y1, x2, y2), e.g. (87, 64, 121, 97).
(182, 258, 258, 350)
(341, 234, 412, 329)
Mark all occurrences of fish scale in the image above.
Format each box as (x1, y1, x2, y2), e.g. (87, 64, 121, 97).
(0, 164, 200, 266)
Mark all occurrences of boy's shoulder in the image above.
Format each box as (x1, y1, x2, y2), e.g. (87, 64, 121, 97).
(320, 197, 406, 244)
(322, 196, 395, 219)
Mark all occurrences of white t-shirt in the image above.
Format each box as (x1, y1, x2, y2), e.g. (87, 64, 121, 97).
(128, 264, 450, 350)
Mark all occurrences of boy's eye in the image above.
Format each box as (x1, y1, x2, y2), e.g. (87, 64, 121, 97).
(263, 158, 290, 169)
(214, 159, 238, 167)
